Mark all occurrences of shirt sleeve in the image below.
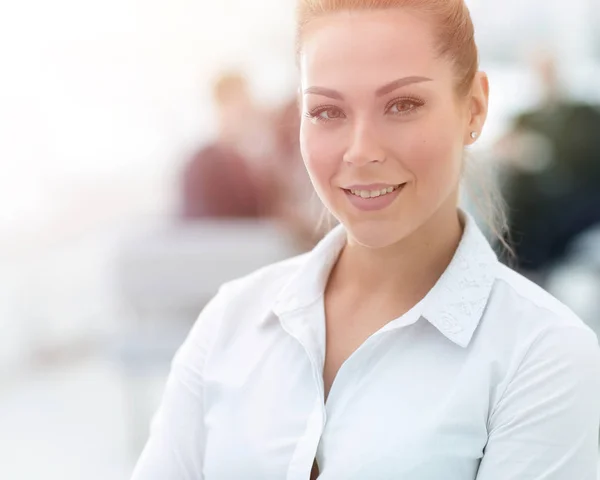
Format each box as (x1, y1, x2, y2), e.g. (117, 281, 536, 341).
(477, 325, 600, 479)
(130, 286, 227, 480)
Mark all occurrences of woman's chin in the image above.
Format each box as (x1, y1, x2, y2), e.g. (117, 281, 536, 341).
(342, 219, 413, 250)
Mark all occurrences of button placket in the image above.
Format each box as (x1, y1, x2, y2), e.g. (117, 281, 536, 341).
(278, 306, 328, 480)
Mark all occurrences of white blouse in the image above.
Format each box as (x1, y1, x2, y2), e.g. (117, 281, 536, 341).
(131, 214, 600, 480)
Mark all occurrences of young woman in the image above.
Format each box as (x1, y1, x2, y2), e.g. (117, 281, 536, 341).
(132, 1, 600, 478)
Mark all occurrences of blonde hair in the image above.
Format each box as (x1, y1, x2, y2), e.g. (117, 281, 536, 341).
(297, 0, 513, 257)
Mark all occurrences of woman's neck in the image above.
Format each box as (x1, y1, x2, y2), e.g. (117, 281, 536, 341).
(328, 203, 464, 304)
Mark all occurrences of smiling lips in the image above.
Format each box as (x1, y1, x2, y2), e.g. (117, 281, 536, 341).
(342, 183, 407, 211)
(346, 184, 403, 199)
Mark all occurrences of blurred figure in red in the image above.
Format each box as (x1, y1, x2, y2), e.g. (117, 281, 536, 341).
(181, 72, 277, 218)
(180, 73, 326, 249)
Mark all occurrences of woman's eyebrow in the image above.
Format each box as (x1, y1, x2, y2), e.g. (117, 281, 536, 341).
(303, 76, 433, 100)
(375, 76, 433, 96)
(303, 86, 344, 100)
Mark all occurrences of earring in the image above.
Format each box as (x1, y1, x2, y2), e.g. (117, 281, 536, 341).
(470, 131, 478, 139)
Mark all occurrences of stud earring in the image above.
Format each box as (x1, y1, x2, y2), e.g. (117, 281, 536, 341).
(470, 131, 478, 139)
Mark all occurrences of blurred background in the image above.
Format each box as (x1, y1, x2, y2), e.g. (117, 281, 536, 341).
(1, 0, 599, 478)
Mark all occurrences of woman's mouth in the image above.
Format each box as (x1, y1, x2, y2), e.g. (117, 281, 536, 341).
(346, 184, 404, 199)
(342, 183, 407, 212)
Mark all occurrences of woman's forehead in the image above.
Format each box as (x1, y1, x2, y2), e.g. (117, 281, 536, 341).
(299, 10, 445, 87)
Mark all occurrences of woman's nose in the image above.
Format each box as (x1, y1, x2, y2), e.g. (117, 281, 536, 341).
(342, 121, 386, 166)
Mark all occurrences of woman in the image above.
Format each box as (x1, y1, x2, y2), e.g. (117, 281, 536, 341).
(132, 1, 600, 478)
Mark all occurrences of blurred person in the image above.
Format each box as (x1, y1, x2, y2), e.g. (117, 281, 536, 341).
(133, 2, 600, 480)
(180, 72, 323, 249)
(180, 71, 276, 218)
(496, 52, 600, 278)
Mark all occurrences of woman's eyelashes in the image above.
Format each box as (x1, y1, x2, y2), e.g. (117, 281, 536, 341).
(305, 105, 344, 123)
(304, 96, 426, 124)
(384, 96, 425, 116)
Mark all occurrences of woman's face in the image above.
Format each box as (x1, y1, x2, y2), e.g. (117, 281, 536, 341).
(299, 9, 487, 248)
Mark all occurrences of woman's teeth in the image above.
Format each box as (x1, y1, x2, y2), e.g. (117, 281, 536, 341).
(349, 185, 401, 199)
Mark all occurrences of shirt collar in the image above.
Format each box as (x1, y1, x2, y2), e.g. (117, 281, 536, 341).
(273, 211, 498, 348)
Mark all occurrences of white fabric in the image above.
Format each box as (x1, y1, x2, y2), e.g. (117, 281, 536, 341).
(131, 213, 600, 480)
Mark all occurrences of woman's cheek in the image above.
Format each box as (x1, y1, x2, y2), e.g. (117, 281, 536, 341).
(403, 127, 460, 190)
(301, 127, 339, 191)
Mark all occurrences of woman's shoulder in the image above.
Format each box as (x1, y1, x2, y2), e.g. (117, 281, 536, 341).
(482, 263, 598, 356)
(493, 264, 585, 328)
(175, 252, 312, 365)
(218, 251, 311, 306)
(482, 264, 600, 419)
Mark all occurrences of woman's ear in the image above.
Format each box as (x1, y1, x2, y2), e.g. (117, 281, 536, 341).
(465, 71, 489, 144)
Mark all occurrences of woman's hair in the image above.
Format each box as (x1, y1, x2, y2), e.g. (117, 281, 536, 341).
(297, 0, 513, 258)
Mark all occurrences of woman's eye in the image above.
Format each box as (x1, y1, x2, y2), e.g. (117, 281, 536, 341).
(307, 106, 344, 123)
(386, 98, 423, 116)
(321, 108, 342, 119)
